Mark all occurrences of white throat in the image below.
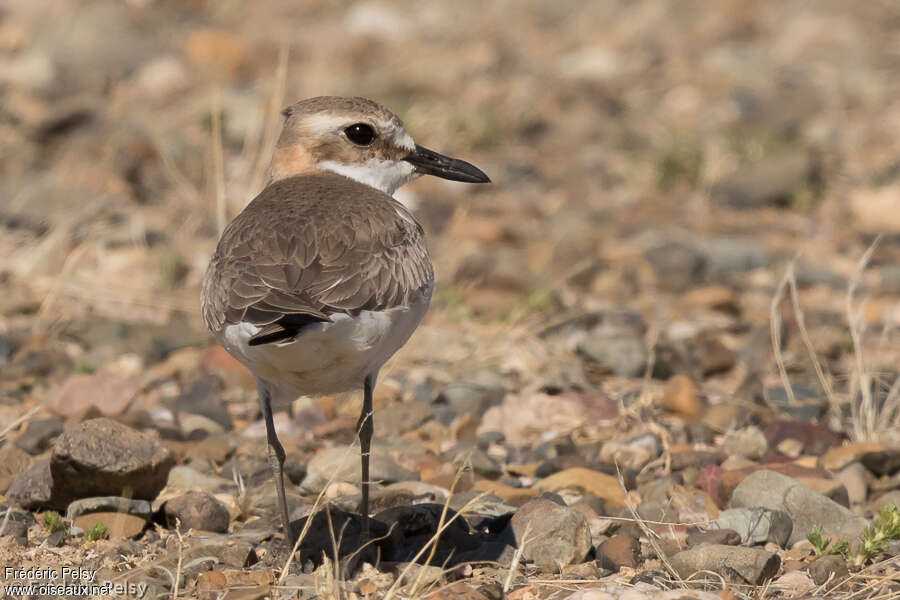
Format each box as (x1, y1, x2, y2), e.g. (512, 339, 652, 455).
(318, 159, 419, 196)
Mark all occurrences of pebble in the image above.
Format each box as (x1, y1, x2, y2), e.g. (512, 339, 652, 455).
(721, 426, 768, 461)
(509, 497, 592, 570)
(808, 554, 849, 586)
(596, 534, 640, 570)
(0, 444, 34, 495)
(67, 496, 152, 521)
(714, 507, 793, 547)
(661, 376, 702, 422)
(74, 512, 146, 539)
(670, 544, 781, 585)
(50, 418, 174, 503)
(164, 491, 230, 533)
(730, 470, 868, 546)
(14, 417, 64, 455)
(49, 374, 140, 417)
(6, 459, 55, 509)
(299, 445, 418, 495)
(536, 467, 626, 508)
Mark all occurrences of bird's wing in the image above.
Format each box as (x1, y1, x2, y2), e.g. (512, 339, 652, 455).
(201, 174, 433, 344)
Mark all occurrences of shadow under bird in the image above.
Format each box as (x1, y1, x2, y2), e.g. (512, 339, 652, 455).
(201, 96, 490, 546)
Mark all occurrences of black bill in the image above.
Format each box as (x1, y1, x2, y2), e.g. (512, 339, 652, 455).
(404, 144, 491, 183)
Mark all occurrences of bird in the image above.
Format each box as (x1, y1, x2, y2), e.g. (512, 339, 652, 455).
(200, 96, 490, 546)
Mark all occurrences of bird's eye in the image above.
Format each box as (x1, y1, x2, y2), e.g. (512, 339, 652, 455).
(344, 123, 377, 146)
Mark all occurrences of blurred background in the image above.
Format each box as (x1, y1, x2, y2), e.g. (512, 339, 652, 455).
(2, 0, 900, 445)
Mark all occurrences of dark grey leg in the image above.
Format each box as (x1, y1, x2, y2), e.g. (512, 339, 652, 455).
(357, 373, 375, 540)
(258, 379, 294, 545)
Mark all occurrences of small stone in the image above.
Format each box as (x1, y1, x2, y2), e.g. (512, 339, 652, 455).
(46, 529, 67, 547)
(74, 512, 146, 539)
(834, 461, 868, 506)
(670, 544, 781, 585)
(67, 496, 152, 521)
(7, 459, 55, 509)
(596, 534, 640, 570)
(428, 581, 490, 600)
(644, 241, 706, 291)
(714, 507, 793, 547)
(171, 374, 233, 430)
(536, 467, 625, 507)
(473, 480, 538, 506)
(722, 426, 768, 461)
(0, 444, 35, 495)
(773, 570, 816, 596)
(730, 470, 868, 546)
(821, 442, 885, 470)
(764, 386, 828, 422)
(50, 418, 174, 503)
(299, 445, 418, 495)
(50, 374, 140, 418)
(686, 529, 741, 547)
(809, 554, 849, 586)
(14, 417, 64, 455)
(164, 465, 233, 492)
(509, 497, 591, 570)
(576, 333, 647, 378)
(661, 375, 702, 422)
(164, 491, 230, 533)
(710, 152, 815, 210)
(0, 520, 28, 545)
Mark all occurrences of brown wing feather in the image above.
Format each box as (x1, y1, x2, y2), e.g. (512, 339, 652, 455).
(200, 173, 433, 336)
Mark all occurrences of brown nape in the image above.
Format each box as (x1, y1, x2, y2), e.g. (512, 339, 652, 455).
(268, 145, 318, 182)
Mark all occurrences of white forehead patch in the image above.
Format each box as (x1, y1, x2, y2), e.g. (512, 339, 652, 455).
(306, 114, 415, 151)
(306, 114, 353, 136)
(392, 129, 415, 152)
(318, 158, 420, 196)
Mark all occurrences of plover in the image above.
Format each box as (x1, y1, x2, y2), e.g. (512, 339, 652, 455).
(201, 96, 490, 544)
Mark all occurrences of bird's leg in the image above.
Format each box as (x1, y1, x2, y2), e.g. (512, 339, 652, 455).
(258, 380, 294, 546)
(357, 373, 375, 541)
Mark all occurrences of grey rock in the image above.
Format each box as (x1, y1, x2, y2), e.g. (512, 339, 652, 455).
(809, 554, 849, 586)
(171, 375, 233, 431)
(765, 384, 827, 422)
(670, 544, 781, 584)
(596, 534, 640, 570)
(438, 380, 506, 417)
(577, 332, 648, 378)
(686, 529, 741, 547)
(714, 507, 793, 547)
(51, 418, 174, 503)
(644, 241, 707, 290)
(722, 426, 768, 461)
(508, 497, 591, 570)
(834, 461, 868, 506)
(451, 540, 517, 566)
(46, 529, 67, 547)
(454, 446, 503, 479)
(869, 490, 900, 514)
(7, 459, 55, 509)
(67, 496, 152, 521)
(299, 445, 418, 495)
(164, 491, 230, 533)
(167, 536, 257, 572)
(0, 519, 28, 545)
(710, 152, 816, 210)
(164, 465, 234, 493)
(14, 417, 64, 455)
(702, 238, 769, 277)
(730, 470, 868, 546)
(376, 400, 432, 438)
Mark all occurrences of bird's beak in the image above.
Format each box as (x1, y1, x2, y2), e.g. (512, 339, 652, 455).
(404, 144, 491, 183)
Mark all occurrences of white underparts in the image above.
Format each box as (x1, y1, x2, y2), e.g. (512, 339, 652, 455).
(318, 158, 420, 196)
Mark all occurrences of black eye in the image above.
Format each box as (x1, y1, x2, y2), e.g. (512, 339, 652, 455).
(344, 123, 376, 146)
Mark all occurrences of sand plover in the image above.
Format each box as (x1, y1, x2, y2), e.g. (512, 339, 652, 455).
(201, 96, 490, 544)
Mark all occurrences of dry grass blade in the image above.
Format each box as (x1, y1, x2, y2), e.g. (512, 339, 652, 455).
(405, 460, 469, 598)
(172, 518, 185, 600)
(503, 521, 531, 594)
(770, 261, 797, 406)
(211, 86, 227, 236)
(616, 465, 685, 588)
(846, 236, 881, 440)
(0, 404, 41, 443)
(247, 43, 289, 197)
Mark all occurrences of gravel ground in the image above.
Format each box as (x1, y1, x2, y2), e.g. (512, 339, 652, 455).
(1, 1, 900, 599)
